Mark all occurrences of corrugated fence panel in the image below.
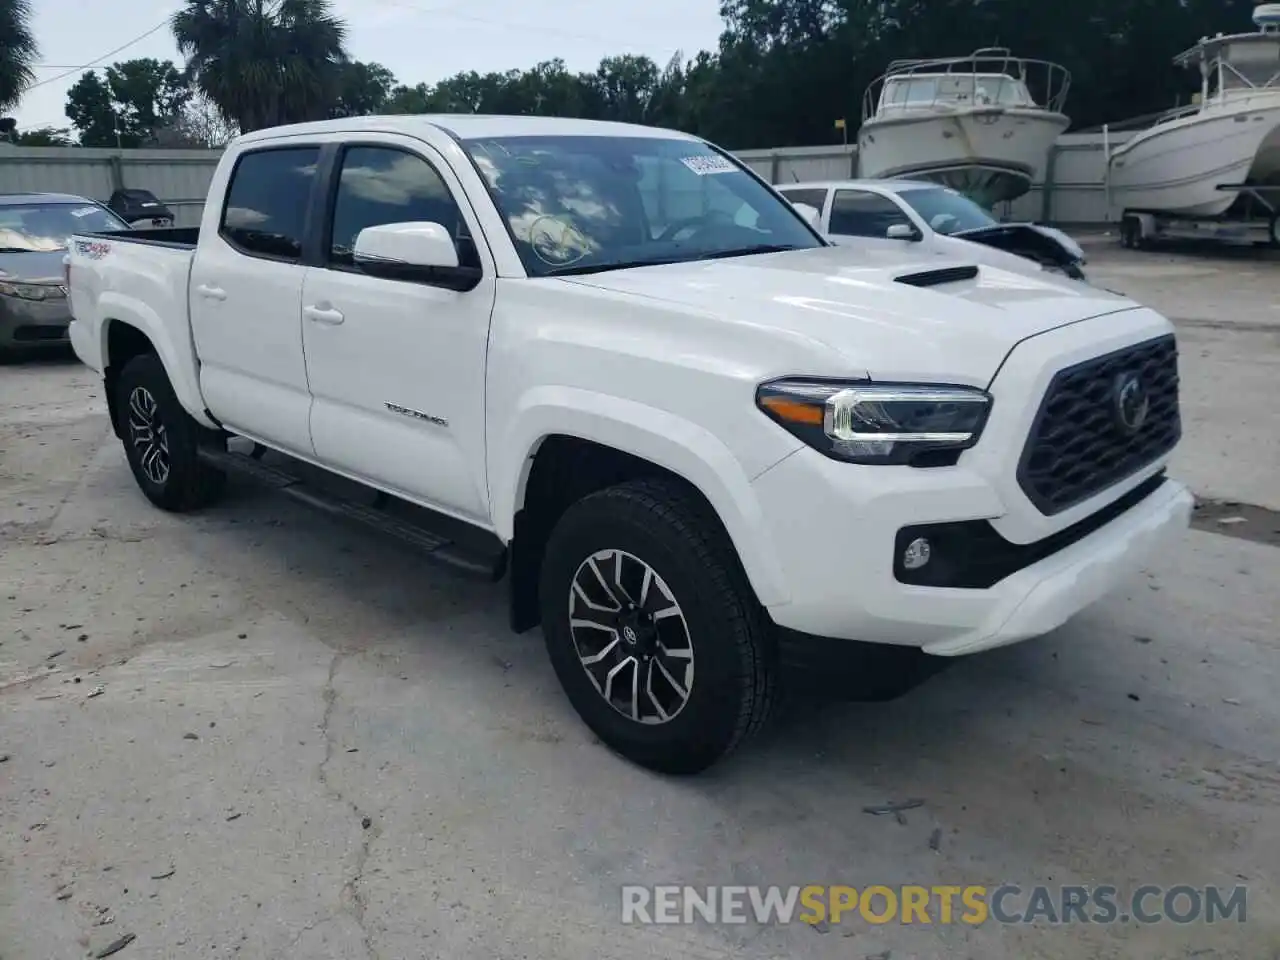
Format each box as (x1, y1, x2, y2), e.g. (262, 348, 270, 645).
(0, 147, 223, 228)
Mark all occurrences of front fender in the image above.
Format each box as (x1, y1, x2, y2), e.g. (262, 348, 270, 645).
(492, 386, 795, 608)
(97, 291, 214, 430)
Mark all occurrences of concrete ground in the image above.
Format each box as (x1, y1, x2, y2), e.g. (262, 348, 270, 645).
(2, 243, 1278, 960)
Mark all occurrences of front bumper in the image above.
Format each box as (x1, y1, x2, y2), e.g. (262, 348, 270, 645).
(0, 295, 72, 349)
(750, 444, 1192, 657)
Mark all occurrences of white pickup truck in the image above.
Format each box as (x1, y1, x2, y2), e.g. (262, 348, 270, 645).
(67, 115, 1193, 773)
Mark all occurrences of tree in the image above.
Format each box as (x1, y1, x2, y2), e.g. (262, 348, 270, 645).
(151, 95, 238, 147)
(0, 0, 39, 113)
(172, 0, 349, 133)
(66, 71, 120, 147)
(331, 60, 396, 117)
(66, 60, 189, 147)
(13, 126, 74, 146)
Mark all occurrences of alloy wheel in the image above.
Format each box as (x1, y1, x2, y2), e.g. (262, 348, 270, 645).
(567, 549, 695, 725)
(127, 386, 171, 485)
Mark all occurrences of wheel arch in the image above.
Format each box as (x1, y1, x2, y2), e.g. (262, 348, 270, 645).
(496, 392, 791, 633)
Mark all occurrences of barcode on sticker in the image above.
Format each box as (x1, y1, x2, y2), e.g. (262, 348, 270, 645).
(680, 155, 736, 175)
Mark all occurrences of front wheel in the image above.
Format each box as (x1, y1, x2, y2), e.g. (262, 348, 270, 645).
(539, 479, 776, 774)
(115, 352, 226, 512)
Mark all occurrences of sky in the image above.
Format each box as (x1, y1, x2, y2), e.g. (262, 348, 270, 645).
(13, 0, 728, 131)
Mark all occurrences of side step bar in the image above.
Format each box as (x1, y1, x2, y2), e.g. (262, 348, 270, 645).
(197, 446, 506, 581)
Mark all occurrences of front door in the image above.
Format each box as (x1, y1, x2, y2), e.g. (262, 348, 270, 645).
(301, 139, 497, 525)
(189, 145, 320, 456)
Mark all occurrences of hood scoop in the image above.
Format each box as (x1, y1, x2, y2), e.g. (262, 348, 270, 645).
(894, 264, 980, 288)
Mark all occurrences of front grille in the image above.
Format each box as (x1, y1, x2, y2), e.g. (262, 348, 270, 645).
(1018, 335, 1180, 515)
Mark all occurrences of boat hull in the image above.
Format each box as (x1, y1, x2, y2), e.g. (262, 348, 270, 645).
(1108, 99, 1280, 215)
(858, 108, 1069, 206)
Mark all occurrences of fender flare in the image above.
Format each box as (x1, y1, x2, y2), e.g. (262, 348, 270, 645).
(98, 292, 216, 430)
(493, 387, 792, 608)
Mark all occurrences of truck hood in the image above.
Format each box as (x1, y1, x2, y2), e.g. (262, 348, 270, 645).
(557, 245, 1135, 386)
(952, 222, 1086, 267)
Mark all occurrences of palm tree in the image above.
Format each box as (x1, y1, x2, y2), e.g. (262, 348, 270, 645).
(171, 0, 348, 133)
(0, 0, 40, 114)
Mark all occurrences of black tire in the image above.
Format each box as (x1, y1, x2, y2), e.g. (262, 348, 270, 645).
(1120, 216, 1138, 249)
(1268, 213, 1279, 250)
(115, 352, 225, 512)
(539, 479, 776, 774)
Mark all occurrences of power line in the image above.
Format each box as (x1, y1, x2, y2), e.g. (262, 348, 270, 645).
(22, 19, 172, 92)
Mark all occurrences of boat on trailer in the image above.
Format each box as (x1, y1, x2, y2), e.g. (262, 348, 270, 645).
(1108, 2, 1280, 247)
(857, 48, 1071, 208)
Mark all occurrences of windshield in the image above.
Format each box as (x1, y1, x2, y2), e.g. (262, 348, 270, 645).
(462, 135, 822, 276)
(0, 201, 128, 252)
(895, 187, 996, 235)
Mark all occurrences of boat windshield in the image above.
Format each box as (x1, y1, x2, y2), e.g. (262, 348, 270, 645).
(895, 186, 996, 235)
(879, 73, 1036, 111)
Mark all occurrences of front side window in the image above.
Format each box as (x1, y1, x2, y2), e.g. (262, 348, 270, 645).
(463, 135, 822, 277)
(328, 146, 474, 267)
(0, 202, 127, 253)
(895, 187, 996, 235)
(827, 190, 914, 238)
(221, 147, 320, 260)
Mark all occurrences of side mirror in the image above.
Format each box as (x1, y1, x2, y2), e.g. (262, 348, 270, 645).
(790, 202, 823, 232)
(353, 221, 481, 291)
(886, 223, 919, 241)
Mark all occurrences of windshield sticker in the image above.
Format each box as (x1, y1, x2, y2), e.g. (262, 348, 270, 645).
(527, 215, 593, 267)
(70, 206, 100, 218)
(680, 155, 737, 176)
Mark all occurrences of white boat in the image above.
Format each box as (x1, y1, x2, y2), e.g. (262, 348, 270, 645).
(857, 48, 1071, 207)
(1106, 3, 1280, 217)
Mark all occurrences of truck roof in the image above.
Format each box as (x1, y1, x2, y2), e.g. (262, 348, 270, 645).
(235, 114, 702, 146)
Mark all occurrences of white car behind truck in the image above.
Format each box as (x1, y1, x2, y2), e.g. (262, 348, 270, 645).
(67, 115, 1193, 773)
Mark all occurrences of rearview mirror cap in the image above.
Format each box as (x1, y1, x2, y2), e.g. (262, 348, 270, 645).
(886, 223, 919, 240)
(352, 221, 480, 291)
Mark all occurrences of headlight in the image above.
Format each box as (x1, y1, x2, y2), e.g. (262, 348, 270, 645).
(0, 280, 62, 301)
(756, 379, 992, 465)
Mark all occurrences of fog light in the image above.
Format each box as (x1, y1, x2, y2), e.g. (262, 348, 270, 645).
(902, 537, 932, 570)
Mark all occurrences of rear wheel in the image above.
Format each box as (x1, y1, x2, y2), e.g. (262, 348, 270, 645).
(1269, 213, 1279, 249)
(116, 352, 225, 512)
(539, 479, 776, 774)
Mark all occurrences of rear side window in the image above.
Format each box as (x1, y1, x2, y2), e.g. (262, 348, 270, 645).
(220, 147, 320, 260)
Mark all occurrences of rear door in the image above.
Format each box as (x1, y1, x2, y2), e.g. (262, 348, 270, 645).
(189, 144, 321, 457)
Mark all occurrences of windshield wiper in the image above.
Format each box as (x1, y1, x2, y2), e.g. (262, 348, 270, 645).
(543, 257, 689, 277)
(699, 243, 805, 260)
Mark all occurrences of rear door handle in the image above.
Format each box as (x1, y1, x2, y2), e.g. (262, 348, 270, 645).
(196, 284, 226, 301)
(304, 304, 345, 325)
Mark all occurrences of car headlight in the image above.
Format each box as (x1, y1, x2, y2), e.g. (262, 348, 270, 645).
(756, 379, 992, 465)
(0, 279, 62, 301)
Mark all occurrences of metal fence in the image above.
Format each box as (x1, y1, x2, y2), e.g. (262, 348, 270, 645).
(0, 145, 221, 227)
(0, 131, 1133, 228)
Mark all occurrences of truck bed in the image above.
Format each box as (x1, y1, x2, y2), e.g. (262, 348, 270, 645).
(85, 226, 200, 249)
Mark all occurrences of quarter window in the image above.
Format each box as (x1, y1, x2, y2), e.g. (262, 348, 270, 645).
(220, 147, 319, 260)
(328, 146, 476, 268)
(777, 188, 828, 212)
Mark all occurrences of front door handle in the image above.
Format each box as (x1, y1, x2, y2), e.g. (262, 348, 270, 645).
(196, 284, 226, 301)
(304, 304, 345, 325)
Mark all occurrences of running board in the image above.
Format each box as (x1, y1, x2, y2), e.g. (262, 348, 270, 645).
(197, 446, 506, 581)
